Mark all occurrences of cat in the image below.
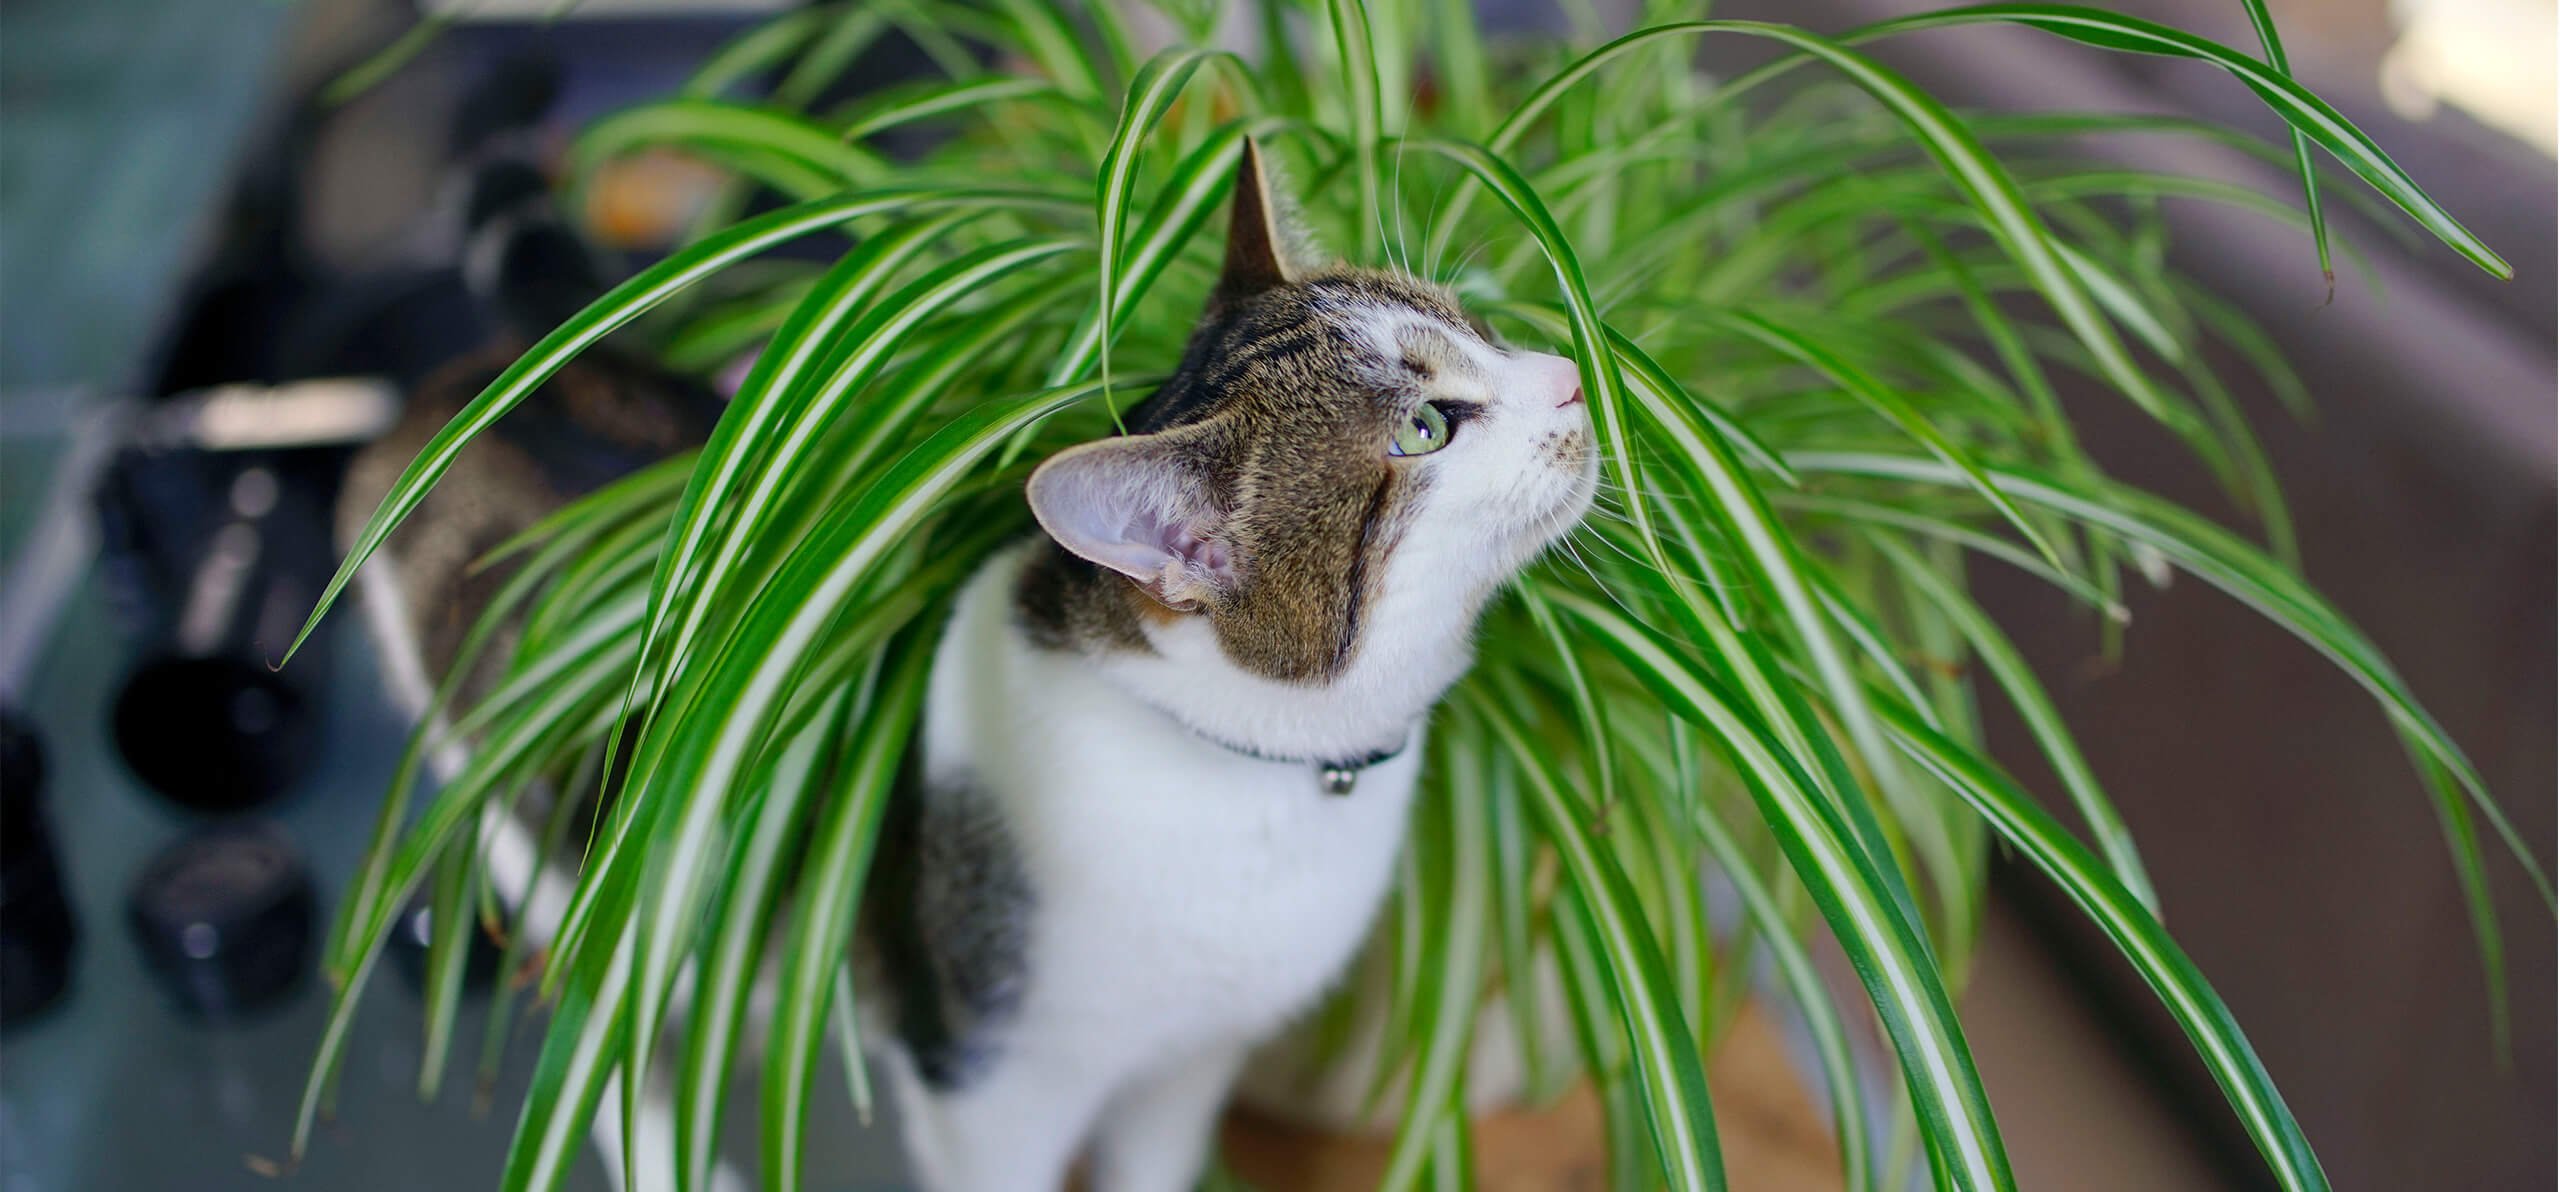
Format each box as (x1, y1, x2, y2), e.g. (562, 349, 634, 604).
(862, 142, 1595, 1190)
(343, 141, 1595, 1191)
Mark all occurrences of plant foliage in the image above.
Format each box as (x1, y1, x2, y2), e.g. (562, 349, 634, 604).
(299, 2, 2543, 1189)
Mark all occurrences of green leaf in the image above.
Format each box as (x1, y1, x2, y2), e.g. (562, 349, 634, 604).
(840, 75, 1064, 143)
(323, 14, 459, 107)
(571, 100, 889, 198)
(680, 6, 840, 99)
(1545, 595, 2015, 1192)
(290, 187, 1074, 666)
(321, 507, 613, 982)
(1472, 690, 1728, 1190)
(1852, 5, 2505, 278)
(298, 11, 2531, 1191)
(1794, 450, 2552, 911)
(996, 0, 1107, 101)
(672, 680, 855, 1190)
(642, 233, 1075, 741)
(502, 936, 633, 1192)
(1675, 725, 1878, 1192)
(620, 261, 1077, 1133)
(1377, 738, 1493, 1192)
(1870, 690, 2328, 1191)
(1867, 533, 2159, 913)
(1096, 47, 1235, 418)
(1709, 307, 2065, 570)
(1326, 0, 1387, 257)
(415, 833, 483, 1099)
(295, 616, 647, 1163)
(558, 238, 1074, 983)
(761, 635, 932, 1191)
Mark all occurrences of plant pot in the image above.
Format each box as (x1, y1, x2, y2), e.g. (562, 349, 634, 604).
(1224, 996, 1840, 1190)
(1226, 942, 1841, 1189)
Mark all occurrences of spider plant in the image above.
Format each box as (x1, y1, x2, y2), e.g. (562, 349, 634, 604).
(292, 2, 2546, 1189)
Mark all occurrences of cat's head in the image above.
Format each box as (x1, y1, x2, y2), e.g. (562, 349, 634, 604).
(1028, 141, 1596, 690)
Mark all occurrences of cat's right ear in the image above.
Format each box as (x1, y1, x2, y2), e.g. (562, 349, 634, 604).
(1212, 138, 1297, 309)
(1028, 432, 1234, 612)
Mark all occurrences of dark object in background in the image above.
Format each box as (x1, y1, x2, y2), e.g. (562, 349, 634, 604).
(111, 654, 314, 812)
(447, 47, 561, 158)
(93, 51, 568, 818)
(98, 441, 344, 812)
(462, 155, 617, 339)
(386, 888, 505, 996)
(125, 824, 316, 1018)
(0, 708, 79, 1026)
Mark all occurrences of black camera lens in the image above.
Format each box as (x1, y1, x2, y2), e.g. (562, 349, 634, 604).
(111, 656, 315, 812)
(126, 824, 316, 1019)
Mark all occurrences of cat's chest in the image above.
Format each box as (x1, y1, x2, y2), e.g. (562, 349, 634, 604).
(966, 711, 1419, 1040)
(1006, 728, 1417, 958)
(918, 545, 1419, 1030)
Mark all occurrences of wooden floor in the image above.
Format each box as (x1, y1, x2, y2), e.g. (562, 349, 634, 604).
(1220, 999, 1840, 1190)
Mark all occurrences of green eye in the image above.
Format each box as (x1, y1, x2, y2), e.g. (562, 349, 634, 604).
(1388, 402, 1452, 457)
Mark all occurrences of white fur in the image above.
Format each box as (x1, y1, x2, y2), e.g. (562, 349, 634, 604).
(889, 540, 1427, 1189)
(889, 314, 1594, 1191)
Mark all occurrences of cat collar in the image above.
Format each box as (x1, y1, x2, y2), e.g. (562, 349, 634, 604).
(1312, 741, 1407, 797)
(1184, 724, 1411, 796)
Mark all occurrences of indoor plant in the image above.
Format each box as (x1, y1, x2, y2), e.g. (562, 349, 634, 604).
(290, 2, 2547, 1188)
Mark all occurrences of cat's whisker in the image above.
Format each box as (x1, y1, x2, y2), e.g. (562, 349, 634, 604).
(1625, 311, 1690, 351)
(1579, 505, 1642, 534)
(1389, 126, 1416, 278)
(1441, 237, 1496, 288)
(1546, 537, 1587, 588)
(1552, 534, 1655, 626)
(1591, 478, 1706, 511)
(1365, 141, 1395, 272)
(1578, 522, 1662, 571)
(1581, 478, 1637, 514)
(1544, 525, 1603, 584)
(1566, 512, 1733, 592)
(1420, 155, 1460, 283)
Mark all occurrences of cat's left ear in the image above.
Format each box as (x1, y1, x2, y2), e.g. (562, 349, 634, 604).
(1212, 138, 1300, 309)
(1028, 429, 1235, 612)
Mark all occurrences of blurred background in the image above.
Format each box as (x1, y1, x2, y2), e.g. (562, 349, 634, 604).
(0, 0, 2550, 1188)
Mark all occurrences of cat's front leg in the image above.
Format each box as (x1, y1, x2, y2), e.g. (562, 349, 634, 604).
(1086, 1040, 1252, 1192)
(885, 1041, 1114, 1192)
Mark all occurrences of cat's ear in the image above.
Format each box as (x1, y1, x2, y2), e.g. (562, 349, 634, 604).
(1028, 431, 1235, 611)
(1213, 138, 1299, 308)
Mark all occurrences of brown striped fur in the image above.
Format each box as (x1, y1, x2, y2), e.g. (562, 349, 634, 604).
(1019, 143, 1521, 684)
(336, 344, 723, 703)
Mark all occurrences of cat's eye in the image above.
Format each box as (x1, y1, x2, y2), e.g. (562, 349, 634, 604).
(1388, 402, 1453, 457)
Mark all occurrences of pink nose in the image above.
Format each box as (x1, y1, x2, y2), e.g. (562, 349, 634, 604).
(1523, 352, 1584, 409)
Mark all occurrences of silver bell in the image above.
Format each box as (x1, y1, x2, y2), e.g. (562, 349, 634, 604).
(1318, 766, 1359, 796)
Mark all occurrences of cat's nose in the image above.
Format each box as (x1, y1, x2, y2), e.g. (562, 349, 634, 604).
(1520, 351, 1583, 409)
